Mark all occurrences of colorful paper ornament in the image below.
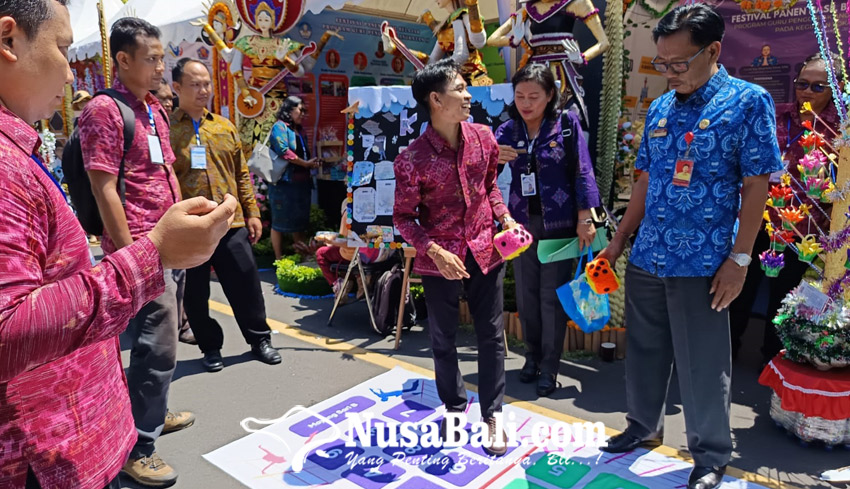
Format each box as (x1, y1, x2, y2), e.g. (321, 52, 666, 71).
(760, 250, 786, 277)
(769, 185, 793, 207)
(779, 207, 805, 230)
(771, 230, 795, 252)
(805, 176, 831, 199)
(798, 235, 823, 262)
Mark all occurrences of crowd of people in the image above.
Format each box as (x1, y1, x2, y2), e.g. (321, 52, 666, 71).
(0, 1, 841, 489)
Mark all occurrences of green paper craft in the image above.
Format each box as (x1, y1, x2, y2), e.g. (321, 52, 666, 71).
(537, 232, 609, 263)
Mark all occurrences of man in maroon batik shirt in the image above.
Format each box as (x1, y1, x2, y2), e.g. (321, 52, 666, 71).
(394, 59, 517, 457)
(0, 2, 236, 488)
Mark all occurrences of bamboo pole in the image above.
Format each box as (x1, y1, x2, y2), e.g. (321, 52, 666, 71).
(824, 148, 850, 291)
(98, 0, 112, 88)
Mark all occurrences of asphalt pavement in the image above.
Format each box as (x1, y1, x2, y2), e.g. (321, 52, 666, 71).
(112, 267, 847, 489)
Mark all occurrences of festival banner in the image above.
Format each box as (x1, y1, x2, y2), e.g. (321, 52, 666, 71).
(714, 0, 845, 105)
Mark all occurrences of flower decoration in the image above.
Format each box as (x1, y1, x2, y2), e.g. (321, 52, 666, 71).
(805, 176, 831, 199)
(800, 132, 825, 152)
(771, 229, 795, 252)
(769, 184, 793, 207)
(779, 207, 804, 230)
(760, 250, 785, 277)
(801, 101, 813, 114)
(802, 120, 813, 130)
(797, 151, 826, 178)
(798, 235, 822, 262)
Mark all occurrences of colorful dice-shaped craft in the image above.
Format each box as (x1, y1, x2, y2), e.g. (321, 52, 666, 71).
(494, 225, 533, 260)
(585, 258, 621, 294)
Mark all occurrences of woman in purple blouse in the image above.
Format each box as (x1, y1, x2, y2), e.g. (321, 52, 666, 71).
(496, 64, 601, 397)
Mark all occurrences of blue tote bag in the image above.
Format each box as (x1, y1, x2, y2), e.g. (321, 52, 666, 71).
(556, 247, 610, 333)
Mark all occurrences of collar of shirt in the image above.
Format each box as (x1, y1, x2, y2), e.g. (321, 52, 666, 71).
(0, 106, 40, 157)
(174, 107, 214, 125)
(112, 78, 166, 114)
(675, 65, 730, 107)
(423, 121, 472, 154)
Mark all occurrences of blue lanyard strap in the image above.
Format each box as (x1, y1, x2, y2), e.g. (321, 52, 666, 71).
(192, 118, 202, 146)
(786, 118, 804, 149)
(147, 104, 156, 134)
(31, 155, 67, 200)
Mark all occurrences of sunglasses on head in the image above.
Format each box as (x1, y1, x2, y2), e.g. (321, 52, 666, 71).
(794, 80, 829, 93)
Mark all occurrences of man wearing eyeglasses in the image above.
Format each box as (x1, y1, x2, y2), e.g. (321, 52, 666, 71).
(597, 5, 782, 489)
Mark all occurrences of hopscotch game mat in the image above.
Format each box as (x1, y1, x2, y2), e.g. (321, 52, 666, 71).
(205, 367, 769, 489)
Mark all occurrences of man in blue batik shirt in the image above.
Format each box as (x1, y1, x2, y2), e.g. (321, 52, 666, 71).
(598, 5, 782, 489)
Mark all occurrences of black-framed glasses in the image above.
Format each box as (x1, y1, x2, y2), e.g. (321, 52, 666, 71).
(794, 80, 829, 93)
(651, 47, 705, 74)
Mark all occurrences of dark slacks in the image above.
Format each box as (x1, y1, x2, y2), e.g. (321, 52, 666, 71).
(125, 268, 184, 459)
(514, 215, 573, 376)
(184, 226, 272, 353)
(421, 253, 506, 418)
(729, 229, 808, 361)
(624, 263, 733, 468)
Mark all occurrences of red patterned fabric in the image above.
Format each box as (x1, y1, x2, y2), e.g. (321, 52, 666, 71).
(393, 122, 508, 277)
(0, 105, 166, 488)
(759, 352, 850, 420)
(79, 78, 179, 255)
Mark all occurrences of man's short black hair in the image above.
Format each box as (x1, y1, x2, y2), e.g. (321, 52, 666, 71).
(172, 57, 207, 83)
(110, 17, 161, 65)
(0, 0, 69, 39)
(652, 4, 725, 47)
(411, 58, 461, 117)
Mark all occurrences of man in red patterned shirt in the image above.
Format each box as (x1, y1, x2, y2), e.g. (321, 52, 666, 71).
(394, 59, 517, 457)
(78, 17, 193, 486)
(0, 2, 237, 488)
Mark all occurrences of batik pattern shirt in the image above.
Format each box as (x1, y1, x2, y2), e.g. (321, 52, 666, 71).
(0, 105, 165, 489)
(630, 66, 783, 277)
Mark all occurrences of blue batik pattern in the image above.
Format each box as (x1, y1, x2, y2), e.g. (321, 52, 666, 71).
(630, 66, 783, 277)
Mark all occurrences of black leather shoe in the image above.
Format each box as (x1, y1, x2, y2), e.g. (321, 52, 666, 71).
(600, 430, 662, 453)
(536, 373, 557, 397)
(251, 339, 282, 365)
(688, 465, 726, 489)
(202, 350, 224, 372)
(519, 359, 540, 383)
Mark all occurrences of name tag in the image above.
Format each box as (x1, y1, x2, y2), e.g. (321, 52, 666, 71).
(650, 129, 668, 138)
(148, 135, 165, 164)
(190, 145, 207, 170)
(672, 159, 694, 187)
(521, 172, 537, 197)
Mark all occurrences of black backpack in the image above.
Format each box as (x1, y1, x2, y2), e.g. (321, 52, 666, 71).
(370, 263, 416, 336)
(62, 89, 134, 236)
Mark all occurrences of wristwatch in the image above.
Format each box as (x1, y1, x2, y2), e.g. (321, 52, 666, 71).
(728, 252, 752, 267)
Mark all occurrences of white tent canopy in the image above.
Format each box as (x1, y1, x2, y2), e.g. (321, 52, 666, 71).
(68, 0, 208, 61)
(69, 0, 124, 47)
(306, 0, 504, 22)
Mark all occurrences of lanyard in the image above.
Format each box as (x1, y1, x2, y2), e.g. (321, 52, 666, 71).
(31, 155, 67, 201)
(296, 132, 306, 156)
(146, 104, 156, 135)
(192, 118, 202, 146)
(786, 118, 804, 150)
(521, 120, 538, 174)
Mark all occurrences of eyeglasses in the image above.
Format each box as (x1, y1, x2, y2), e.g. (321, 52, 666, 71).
(651, 47, 705, 74)
(794, 80, 829, 93)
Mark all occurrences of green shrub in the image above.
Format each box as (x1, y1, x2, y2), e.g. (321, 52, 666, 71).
(274, 258, 332, 296)
(253, 237, 274, 257)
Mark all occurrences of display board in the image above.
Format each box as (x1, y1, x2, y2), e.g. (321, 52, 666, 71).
(204, 366, 772, 489)
(342, 84, 515, 249)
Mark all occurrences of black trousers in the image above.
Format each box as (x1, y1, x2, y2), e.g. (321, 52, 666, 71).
(421, 253, 506, 418)
(184, 226, 272, 353)
(729, 229, 809, 361)
(26, 468, 119, 489)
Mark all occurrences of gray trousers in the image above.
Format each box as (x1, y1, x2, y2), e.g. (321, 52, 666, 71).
(514, 215, 573, 376)
(624, 263, 732, 468)
(125, 268, 185, 459)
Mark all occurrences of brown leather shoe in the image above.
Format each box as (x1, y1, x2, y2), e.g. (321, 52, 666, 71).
(482, 416, 508, 457)
(162, 410, 195, 434)
(121, 452, 177, 487)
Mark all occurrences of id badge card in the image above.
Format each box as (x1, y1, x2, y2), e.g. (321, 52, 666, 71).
(672, 159, 694, 187)
(190, 145, 207, 169)
(148, 135, 165, 164)
(521, 172, 537, 197)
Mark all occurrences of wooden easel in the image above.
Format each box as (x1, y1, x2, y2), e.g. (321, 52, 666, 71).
(327, 250, 379, 332)
(393, 247, 419, 350)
